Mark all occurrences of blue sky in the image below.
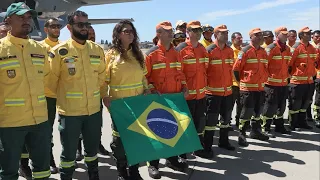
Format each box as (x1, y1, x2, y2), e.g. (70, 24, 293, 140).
(59, 0, 320, 43)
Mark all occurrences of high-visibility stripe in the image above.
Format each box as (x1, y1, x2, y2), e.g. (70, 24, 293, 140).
(90, 58, 100, 65)
(188, 87, 206, 94)
(169, 62, 181, 68)
(0, 60, 20, 69)
(205, 126, 216, 131)
(5, 99, 25, 106)
(148, 84, 154, 89)
(143, 69, 148, 75)
(225, 59, 233, 64)
(220, 124, 230, 128)
(239, 119, 249, 130)
(246, 59, 258, 63)
(240, 82, 259, 88)
(313, 105, 320, 110)
(198, 132, 204, 135)
(38, 95, 46, 103)
(284, 56, 291, 60)
(289, 110, 300, 114)
(60, 161, 75, 168)
(33, 170, 51, 179)
(181, 81, 186, 84)
(21, 153, 29, 158)
(297, 54, 307, 58)
(260, 59, 268, 64)
(199, 58, 209, 63)
(199, 87, 206, 93)
(32, 58, 45, 66)
(110, 82, 143, 90)
(300, 109, 306, 113)
(66, 92, 83, 99)
(309, 54, 317, 58)
(210, 60, 222, 65)
(93, 90, 100, 97)
(84, 155, 98, 162)
(291, 76, 312, 81)
(268, 77, 284, 83)
(183, 59, 196, 64)
(112, 130, 120, 137)
(226, 86, 232, 91)
(272, 56, 282, 60)
(274, 115, 283, 119)
(206, 87, 224, 92)
(152, 63, 166, 70)
(251, 116, 260, 121)
(188, 89, 197, 94)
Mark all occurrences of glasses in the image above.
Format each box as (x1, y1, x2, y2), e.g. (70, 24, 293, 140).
(72, 22, 91, 29)
(191, 28, 203, 33)
(122, 29, 134, 35)
(48, 24, 62, 29)
(203, 27, 213, 32)
(174, 33, 186, 39)
(177, 24, 186, 29)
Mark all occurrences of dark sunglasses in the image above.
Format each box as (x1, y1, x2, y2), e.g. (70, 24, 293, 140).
(48, 24, 62, 29)
(203, 27, 213, 32)
(177, 24, 186, 29)
(174, 33, 186, 39)
(191, 28, 203, 33)
(72, 22, 91, 29)
(122, 29, 134, 35)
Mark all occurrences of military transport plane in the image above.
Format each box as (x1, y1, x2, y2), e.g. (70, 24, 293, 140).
(0, 0, 148, 40)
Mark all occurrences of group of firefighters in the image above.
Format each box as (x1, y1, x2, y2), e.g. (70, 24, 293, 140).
(0, 2, 319, 180)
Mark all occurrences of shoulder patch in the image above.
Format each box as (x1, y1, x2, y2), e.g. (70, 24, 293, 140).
(267, 43, 276, 50)
(237, 51, 244, 60)
(206, 44, 217, 53)
(175, 42, 188, 52)
(146, 46, 159, 56)
(58, 47, 68, 56)
(241, 45, 252, 53)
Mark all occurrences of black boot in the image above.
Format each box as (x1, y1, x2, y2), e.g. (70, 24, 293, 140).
(238, 125, 249, 147)
(76, 138, 83, 161)
(297, 112, 313, 130)
(117, 163, 129, 180)
(98, 142, 110, 156)
(274, 118, 291, 134)
(218, 128, 235, 151)
(129, 164, 143, 180)
(195, 132, 214, 158)
(306, 105, 313, 122)
(249, 120, 269, 141)
(164, 157, 188, 172)
(193, 134, 214, 158)
(50, 151, 59, 174)
(263, 119, 276, 138)
(289, 112, 299, 131)
(147, 165, 160, 179)
(19, 158, 32, 180)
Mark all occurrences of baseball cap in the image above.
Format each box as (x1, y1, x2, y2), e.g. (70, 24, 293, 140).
(249, 28, 262, 36)
(5, 2, 37, 19)
(298, 27, 312, 33)
(263, 30, 274, 37)
(214, 24, 228, 34)
(176, 20, 186, 28)
(274, 27, 288, 35)
(187, 21, 201, 29)
(156, 21, 173, 30)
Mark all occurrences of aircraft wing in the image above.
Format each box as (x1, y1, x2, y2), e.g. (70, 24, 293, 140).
(81, 0, 149, 6)
(88, 18, 134, 25)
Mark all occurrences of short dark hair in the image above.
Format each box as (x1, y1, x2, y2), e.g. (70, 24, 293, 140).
(312, 30, 320, 35)
(67, 10, 88, 24)
(289, 30, 297, 34)
(231, 32, 242, 39)
(44, 18, 59, 27)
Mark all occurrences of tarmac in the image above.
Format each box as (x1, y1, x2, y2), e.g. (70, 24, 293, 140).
(18, 103, 320, 180)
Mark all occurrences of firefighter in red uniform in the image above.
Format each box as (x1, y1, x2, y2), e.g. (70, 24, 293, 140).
(233, 28, 270, 147)
(145, 21, 189, 179)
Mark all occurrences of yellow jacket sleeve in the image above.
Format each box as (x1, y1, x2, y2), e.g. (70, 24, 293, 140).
(98, 49, 107, 98)
(47, 50, 60, 95)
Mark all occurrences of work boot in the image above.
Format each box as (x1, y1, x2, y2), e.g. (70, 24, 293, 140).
(238, 121, 249, 147)
(117, 163, 129, 180)
(274, 118, 291, 134)
(263, 119, 276, 138)
(88, 170, 100, 180)
(315, 120, 320, 128)
(164, 158, 188, 172)
(76, 138, 83, 161)
(147, 166, 160, 179)
(306, 105, 313, 122)
(129, 164, 143, 180)
(19, 158, 32, 180)
(193, 149, 214, 159)
(50, 151, 59, 174)
(98, 142, 110, 156)
(289, 113, 299, 131)
(218, 128, 235, 151)
(249, 120, 269, 141)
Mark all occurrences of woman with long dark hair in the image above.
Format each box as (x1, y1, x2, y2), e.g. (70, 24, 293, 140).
(103, 20, 149, 180)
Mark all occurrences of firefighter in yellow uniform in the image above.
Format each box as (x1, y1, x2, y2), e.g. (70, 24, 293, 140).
(46, 10, 107, 180)
(0, 2, 51, 180)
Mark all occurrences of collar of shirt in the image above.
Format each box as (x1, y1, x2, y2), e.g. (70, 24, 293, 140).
(186, 38, 200, 48)
(300, 40, 310, 48)
(7, 32, 29, 48)
(231, 44, 241, 51)
(70, 38, 86, 50)
(276, 39, 287, 52)
(214, 40, 227, 50)
(44, 37, 60, 48)
(157, 41, 174, 52)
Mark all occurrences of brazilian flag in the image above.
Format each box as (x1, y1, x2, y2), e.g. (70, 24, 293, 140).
(109, 93, 202, 165)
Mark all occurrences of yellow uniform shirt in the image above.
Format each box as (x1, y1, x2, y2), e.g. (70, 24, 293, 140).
(261, 42, 268, 49)
(231, 44, 241, 86)
(47, 38, 107, 116)
(105, 48, 148, 100)
(0, 33, 48, 127)
(311, 41, 319, 49)
(200, 38, 213, 48)
(39, 38, 60, 98)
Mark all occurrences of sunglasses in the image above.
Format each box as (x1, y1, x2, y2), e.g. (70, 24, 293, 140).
(48, 24, 62, 29)
(174, 33, 186, 39)
(191, 28, 203, 33)
(72, 22, 91, 29)
(177, 24, 186, 29)
(122, 29, 134, 35)
(203, 27, 213, 32)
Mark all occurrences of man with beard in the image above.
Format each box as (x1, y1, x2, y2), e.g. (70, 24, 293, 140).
(76, 25, 110, 162)
(0, 2, 51, 179)
(47, 10, 107, 180)
(0, 22, 10, 39)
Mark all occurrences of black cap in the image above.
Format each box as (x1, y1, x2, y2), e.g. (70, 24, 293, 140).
(263, 30, 274, 37)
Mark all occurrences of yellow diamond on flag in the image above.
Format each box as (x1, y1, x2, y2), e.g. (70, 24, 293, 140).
(127, 101, 191, 147)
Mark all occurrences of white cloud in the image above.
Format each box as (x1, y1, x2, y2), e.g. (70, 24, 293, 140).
(287, 7, 320, 30)
(199, 0, 307, 22)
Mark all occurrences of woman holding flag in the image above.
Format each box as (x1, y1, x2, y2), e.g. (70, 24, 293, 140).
(103, 20, 150, 180)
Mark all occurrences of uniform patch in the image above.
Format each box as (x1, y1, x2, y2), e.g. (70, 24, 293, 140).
(49, 52, 55, 58)
(58, 48, 68, 56)
(30, 54, 45, 58)
(68, 68, 76, 76)
(265, 48, 271, 56)
(238, 52, 243, 60)
(7, 70, 16, 78)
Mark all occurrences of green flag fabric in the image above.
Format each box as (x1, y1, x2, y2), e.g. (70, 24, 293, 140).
(109, 93, 203, 166)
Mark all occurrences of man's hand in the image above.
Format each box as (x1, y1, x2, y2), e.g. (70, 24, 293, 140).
(103, 97, 112, 108)
(182, 87, 189, 98)
(143, 89, 151, 95)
